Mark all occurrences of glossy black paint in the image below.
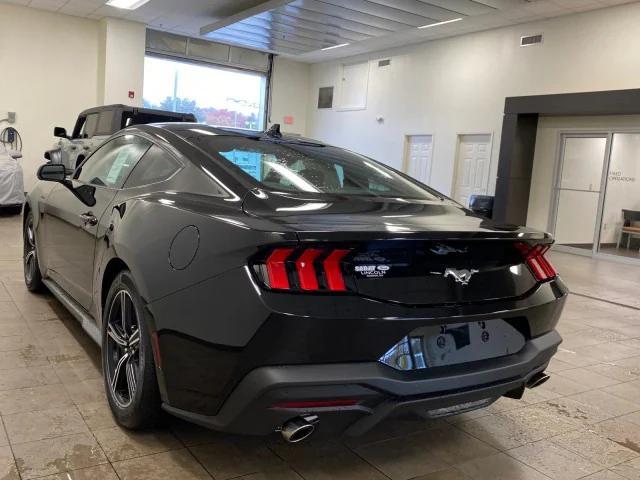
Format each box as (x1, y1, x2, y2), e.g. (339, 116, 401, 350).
(155, 278, 566, 416)
(25, 123, 567, 436)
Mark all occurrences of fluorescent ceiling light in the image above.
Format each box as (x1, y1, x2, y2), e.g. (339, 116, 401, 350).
(418, 18, 463, 29)
(106, 0, 150, 10)
(322, 43, 349, 51)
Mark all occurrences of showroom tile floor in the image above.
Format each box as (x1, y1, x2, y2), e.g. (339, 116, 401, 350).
(1, 212, 640, 480)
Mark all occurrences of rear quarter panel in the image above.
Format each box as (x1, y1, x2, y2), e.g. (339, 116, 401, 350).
(95, 191, 297, 325)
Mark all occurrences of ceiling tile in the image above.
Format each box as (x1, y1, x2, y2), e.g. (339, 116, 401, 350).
(522, 0, 572, 17)
(90, 3, 128, 18)
(58, 0, 101, 17)
(28, 0, 67, 11)
(0, 0, 30, 5)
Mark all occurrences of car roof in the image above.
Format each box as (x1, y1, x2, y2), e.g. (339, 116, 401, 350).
(144, 122, 328, 146)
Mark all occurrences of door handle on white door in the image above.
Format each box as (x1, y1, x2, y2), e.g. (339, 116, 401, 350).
(80, 212, 98, 226)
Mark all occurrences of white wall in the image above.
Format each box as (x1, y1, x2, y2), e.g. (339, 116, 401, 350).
(304, 2, 640, 197)
(0, 3, 100, 190)
(269, 57, 310, 136)
(99, 18, 146, 107)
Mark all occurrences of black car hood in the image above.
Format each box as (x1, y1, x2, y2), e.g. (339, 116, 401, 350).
(242, 190, 549, 242)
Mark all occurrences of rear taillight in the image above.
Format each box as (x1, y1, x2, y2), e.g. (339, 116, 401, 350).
(323, 249, 351, 292)
(516, 243, 557, 282)
(258, 247, 352, 292)
(265, 248, 295, 290)
(295, 248, 323, 291)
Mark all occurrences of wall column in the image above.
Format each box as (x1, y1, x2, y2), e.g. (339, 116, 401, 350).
(493, 113, 539, 225)
(97, 18, 146, 107)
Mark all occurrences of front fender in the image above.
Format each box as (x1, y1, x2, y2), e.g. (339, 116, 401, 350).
(25, 181, 58, 275)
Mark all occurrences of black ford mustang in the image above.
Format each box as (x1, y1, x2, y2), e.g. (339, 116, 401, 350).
(24, 123, 566, 442)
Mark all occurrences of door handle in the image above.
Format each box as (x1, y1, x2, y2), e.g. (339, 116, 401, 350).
(80, 212, 98, 226)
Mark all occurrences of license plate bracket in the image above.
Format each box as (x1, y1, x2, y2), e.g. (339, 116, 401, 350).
(379, 319, 526, 371)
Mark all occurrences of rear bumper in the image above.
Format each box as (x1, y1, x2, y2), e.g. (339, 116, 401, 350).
(162, 329, 561, 436)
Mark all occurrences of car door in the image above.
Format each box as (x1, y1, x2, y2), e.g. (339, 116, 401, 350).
(42, 135, 152, 310)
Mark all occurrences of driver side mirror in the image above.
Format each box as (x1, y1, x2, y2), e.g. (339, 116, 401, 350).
(37, 164, 67, 182)
(37, 164, 96, 206)
(54, 127, 70, 139)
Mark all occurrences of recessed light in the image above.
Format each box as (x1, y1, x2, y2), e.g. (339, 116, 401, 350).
(105, 0, 151, 10)
(321, 43, 349, 51)
(418, 18, 463, 29)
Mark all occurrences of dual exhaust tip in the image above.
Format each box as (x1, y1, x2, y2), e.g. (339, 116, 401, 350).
(526, 371, 550, 389)
(280, 415, 319, 443)
(279, 373, 549, 443)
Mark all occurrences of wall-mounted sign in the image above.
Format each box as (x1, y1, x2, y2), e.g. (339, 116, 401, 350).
(609, 171, 636, 183)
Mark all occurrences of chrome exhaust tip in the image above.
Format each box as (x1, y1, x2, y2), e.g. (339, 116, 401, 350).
(526, 372, 550, 389)
(279, 415, 319, 443)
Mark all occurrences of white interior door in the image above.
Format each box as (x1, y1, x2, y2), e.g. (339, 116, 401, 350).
(404, 135, 433, 184)
(453, 134, 492, 207)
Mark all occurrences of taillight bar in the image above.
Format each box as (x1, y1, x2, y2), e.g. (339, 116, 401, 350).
(323, 249, 351, 292)
(259, 247, 352, 293)
(295, 248, 323, 291)
(516, 243, 557, 282)
(265, 248, 294, 290)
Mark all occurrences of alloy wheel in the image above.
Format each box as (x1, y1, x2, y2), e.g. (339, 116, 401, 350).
(24, 217, 37, 283)
(105, 290, 141, 409)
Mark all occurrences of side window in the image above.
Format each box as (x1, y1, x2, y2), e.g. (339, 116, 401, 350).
(80, 114, 99, 138)
(124, 145, 182, 188)
(96, 111, 115, 136)
(75, 136, 151, 188)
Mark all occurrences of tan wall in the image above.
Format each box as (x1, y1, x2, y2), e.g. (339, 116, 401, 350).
(269, 57, 311, 136)
(0, 4, 100, 190)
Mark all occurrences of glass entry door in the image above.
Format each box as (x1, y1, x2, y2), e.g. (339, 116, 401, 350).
(598, 134, 640, 260)
(553, 135, 609, 253)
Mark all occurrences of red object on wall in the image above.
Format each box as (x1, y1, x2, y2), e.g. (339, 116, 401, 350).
(284, 115, 294, 125)
(128, 91, 135, 99)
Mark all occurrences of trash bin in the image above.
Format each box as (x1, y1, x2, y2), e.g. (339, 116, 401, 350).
(469, 195, 494, 219)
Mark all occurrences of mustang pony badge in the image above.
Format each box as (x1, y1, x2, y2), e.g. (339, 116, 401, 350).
(444, 268, 479, 286)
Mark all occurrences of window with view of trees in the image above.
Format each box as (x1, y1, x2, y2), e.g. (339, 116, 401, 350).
(143, 56, 267, 130)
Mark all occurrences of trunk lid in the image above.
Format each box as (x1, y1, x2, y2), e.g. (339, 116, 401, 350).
(245, 191, 551, 306)
(347, 239, 537, 305)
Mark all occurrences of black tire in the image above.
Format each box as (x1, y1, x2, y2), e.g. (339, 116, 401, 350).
(102, 270, 161, 429)
(23, 211, 44, 292)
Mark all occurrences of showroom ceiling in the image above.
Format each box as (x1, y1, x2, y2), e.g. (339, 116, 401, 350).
(200, 0, 524, 55)
(1, 0, 636, 61)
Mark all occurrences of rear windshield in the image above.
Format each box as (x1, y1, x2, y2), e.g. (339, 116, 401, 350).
(199, 136, 441, 201)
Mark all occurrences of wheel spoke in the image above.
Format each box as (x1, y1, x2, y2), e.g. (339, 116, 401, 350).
(107, 323, 127, 347)
(120, 290, 127, 333)
(128, 328, 140, 350)
(125, 358, 137, 398)
(27, 224, 35, 248)
(110, 352, 129, 392)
